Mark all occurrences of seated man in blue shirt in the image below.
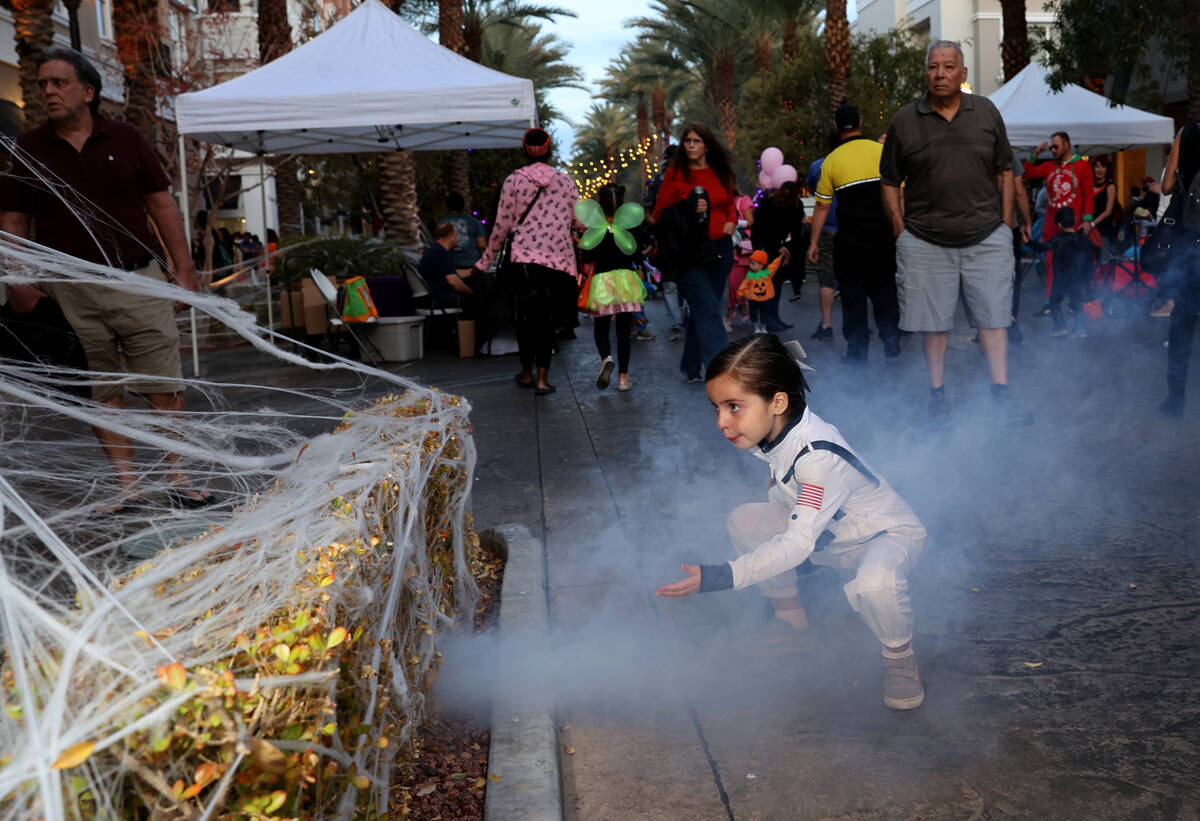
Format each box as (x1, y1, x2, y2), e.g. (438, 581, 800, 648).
(438, 192, 487, 274)
(419, 223, 474, 309)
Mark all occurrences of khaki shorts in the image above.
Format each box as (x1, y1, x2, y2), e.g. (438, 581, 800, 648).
(48, 260, 182, 401)
(812, 230, 837, 289)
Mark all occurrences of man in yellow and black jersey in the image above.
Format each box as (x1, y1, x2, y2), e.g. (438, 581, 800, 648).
(807, 104, 901, 363)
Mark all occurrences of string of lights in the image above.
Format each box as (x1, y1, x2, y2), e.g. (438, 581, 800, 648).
(567, 137, 657, 198)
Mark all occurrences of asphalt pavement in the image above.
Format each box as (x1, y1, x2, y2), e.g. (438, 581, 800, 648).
(209, 274, 1200, 820)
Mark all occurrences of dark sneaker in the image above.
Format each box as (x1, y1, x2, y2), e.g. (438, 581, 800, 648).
(810, 323, 834, 342)
(1161, 395, 1185, 417)
(1032, 304, 1052, 318)
(927, 388, 951, 431)
(883, 653, 924, 710)
(884, 340, 901, 359)
(991, 386, 1033, 425)
(669, 327, 682, 342)
(1008, 323, 1024, 345)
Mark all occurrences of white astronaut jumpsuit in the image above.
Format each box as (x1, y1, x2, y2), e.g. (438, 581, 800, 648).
(698, 407, 927, 648)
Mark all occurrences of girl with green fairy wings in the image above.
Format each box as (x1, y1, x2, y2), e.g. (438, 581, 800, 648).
(576, 185, 648, 391)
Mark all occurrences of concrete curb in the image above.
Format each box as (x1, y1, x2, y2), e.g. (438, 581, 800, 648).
(484, 524, 563, 820)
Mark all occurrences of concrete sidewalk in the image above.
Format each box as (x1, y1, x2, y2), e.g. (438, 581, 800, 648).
(210, 277, 1200, 819)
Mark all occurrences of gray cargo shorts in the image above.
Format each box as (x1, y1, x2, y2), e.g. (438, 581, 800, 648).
(895, 225, 1013, 332)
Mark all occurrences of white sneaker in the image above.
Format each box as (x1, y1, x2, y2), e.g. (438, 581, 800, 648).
(596, 357, 614, 390)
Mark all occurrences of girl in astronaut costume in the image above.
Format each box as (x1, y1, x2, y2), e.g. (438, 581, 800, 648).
(656, 333, 927, 710)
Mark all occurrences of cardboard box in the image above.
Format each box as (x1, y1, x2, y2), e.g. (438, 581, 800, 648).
(279, 280, 331, 336)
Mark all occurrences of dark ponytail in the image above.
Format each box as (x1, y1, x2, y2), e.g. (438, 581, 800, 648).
(705, 334, 808, 419)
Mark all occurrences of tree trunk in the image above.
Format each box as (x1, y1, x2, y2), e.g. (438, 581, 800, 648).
(274, 159, 303, 238)
(440, 0, 471, 211)
(714, 48, 738, 148)
(1000, 0, 1030, 82)
(753, 33, 773, 74)
(380, 151, 420, 248)
(257, 0, 302, 237)
(824, 0, 850, 115)
(12, 0, 55, 129)
(651, 85, 668, 138)
(378, 0, 419, 245)
(636, 97, 650, 146)
(113, 0, 163, 140)
(781, 18, 798, 65)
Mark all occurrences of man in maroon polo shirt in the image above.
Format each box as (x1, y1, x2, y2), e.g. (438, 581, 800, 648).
(0, 46, 209, 509)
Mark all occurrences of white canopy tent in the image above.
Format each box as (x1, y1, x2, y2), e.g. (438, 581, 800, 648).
(174, 0, 537, 154)
(989, 62, 1175, 151)
(171, 0, 537, 368)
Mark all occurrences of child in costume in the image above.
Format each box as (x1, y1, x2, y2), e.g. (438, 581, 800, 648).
(577, 185, 648, 391)
(1025, 206, 1096, 338)
(737, 250, 781, 334)
(656, 334, 928, 710)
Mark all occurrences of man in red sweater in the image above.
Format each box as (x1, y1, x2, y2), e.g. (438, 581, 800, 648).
(1023, 131, 1094, 299)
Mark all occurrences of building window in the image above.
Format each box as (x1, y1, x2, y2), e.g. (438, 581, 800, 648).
(208, 0, 239, 12)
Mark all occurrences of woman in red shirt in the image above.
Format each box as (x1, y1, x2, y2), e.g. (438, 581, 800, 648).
(654, 122, 737, 381)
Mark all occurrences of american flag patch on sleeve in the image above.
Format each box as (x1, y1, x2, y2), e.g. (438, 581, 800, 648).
(796, 483, 824, 510)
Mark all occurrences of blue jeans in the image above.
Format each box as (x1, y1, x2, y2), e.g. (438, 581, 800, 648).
(678, 236, 733, 378)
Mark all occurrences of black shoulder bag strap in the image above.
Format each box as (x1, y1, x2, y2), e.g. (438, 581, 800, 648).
(498, 184, 546, 268)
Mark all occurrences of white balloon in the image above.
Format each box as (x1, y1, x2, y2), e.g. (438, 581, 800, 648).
(759, 147, 784, 174)
(771, 164, 798, 186)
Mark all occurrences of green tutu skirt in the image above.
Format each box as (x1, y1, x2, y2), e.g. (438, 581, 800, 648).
(587, 268, 646, 316)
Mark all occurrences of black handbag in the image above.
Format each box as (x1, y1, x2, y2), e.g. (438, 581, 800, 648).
(1141, 180, 1185, 276)
(1132, 170, 1200, 276)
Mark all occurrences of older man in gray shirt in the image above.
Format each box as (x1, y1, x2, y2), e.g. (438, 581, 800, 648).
(880, 40, 1029, 428)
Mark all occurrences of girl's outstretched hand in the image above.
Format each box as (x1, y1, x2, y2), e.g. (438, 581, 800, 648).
(656, 564, 701, 598)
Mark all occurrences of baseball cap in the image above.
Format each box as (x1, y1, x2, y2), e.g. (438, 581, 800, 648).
(834, 104, 861, 132)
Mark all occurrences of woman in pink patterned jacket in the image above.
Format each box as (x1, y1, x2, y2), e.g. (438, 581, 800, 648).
(476, 128, 580, 395)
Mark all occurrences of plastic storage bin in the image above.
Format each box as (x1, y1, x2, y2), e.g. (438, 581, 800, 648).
(364, 315, 424, 361)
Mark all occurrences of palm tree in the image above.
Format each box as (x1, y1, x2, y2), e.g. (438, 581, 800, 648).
(824, 0, 850, 114)
(602, 37, 689, 148)
(379, 0, 421, 246)
(112, 0, 165, 139)
(438, 0, 474, 209)
(999, 0, 1030, 82)
(632, 0, 749, 147)
(480, 21, 586, 124)
(572, 103, 636, 171)
(462, 0, 574, 63)
(258, 0, 302, 238)
(12, 0, 55, 128)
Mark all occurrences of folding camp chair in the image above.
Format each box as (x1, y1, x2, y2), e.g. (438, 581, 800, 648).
(1098, 244, 1156, 316)
(405, 262, 465, 353)
(309, 269, 382, 365)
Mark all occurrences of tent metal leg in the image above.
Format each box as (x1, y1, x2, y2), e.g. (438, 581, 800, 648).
(177, 133, 200, 377)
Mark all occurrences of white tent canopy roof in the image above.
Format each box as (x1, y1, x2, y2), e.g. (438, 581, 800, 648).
(989, 62, 1174, 152)
(174, 0, 537, 155)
